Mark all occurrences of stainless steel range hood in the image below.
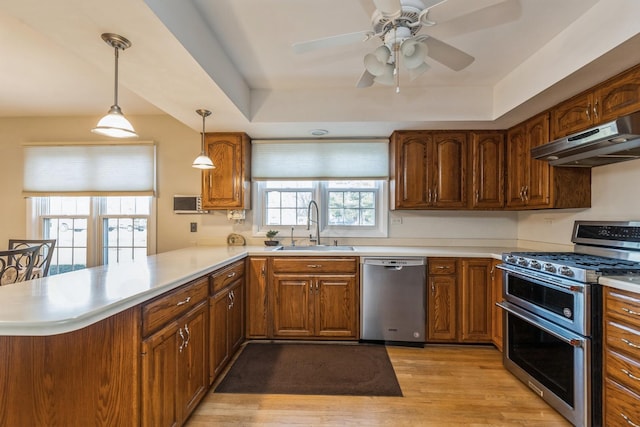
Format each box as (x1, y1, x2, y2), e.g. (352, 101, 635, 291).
(531, 111, 640, 167)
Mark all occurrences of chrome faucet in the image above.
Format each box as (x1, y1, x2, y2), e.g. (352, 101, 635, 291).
(307, 200, 320, 246)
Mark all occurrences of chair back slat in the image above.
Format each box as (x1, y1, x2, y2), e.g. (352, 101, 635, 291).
(8, 239, 56, 278)
(0, 246, 41, 285)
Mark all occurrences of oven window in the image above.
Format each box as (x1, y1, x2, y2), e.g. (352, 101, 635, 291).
(508, 314, 574, 406)
(507, 275, 574, 320)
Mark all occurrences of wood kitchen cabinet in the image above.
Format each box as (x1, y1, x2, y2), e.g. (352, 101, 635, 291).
(490, 259, 504, 352)
(506, 112, 591, 209)
(271, 257, 358, 339)
(246, 256, 269, 338)
(603, 286, 640, 427)
(209, 259, 245, 383)
(551, 64, 640, 139)
(201, 132, 251, 210)
(390, 130, 467, 209)
(470, 131, 505, 209)
(427, 257, 493, 344)
(141, 278, 209, 427)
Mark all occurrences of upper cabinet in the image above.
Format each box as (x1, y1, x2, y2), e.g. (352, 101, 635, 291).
(551, 64, 640, 139)
(390, 131, 468, 209)
(470, 131, 505, 209)
(201, 132, 251, 210)
(506, 112, 591, 209)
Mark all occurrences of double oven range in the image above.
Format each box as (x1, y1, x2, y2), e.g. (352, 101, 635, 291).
(498, 221, 640, 427)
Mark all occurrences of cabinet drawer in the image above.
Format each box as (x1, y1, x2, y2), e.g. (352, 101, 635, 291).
(605, 320, 640, 357)
(606, 287, 640, 330)
(606, 349, 640, 394)
(142, 277, 208, 337)
(271, 257, 357, 274)
(428, 258, 457, 275)
(604, 377, 640, 427)
(211, 260, 245, 294)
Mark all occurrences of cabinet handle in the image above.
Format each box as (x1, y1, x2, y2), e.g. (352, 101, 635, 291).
(436, 265, 448, 270)
(228, 292, 233, 310)
(475, 190, 479, 204)
(622, 307, 640, 316)
(621, 413, 640, 427)
(585, 104, 591, 120)
(593, 100, 599, 119)
(184, 324, 191, 349)
(621, 368, 640, 382)
(431, 281, 435, 295)
(519, 186, 525, 201)
(621, 338, 640, 349)
(261, 266, 266, 277)
(178, 328, 186, 353)
(433, 188, 437, 202)
(523, 186, 529, 201)
(176, 296, 191, 307)
(427, 189, 432, 203)
(307, 264, 322, 268)
(227, 271, 237, 278)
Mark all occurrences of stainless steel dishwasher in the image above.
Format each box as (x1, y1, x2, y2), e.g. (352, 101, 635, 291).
(361, 257, 426, 344)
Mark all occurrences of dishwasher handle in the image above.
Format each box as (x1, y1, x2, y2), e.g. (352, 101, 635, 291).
(362, 257, 425, 268)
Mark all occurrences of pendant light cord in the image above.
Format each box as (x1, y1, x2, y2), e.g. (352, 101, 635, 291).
(113, 46, 119, 107)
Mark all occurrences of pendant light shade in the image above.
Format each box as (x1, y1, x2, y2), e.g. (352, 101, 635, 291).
(92, 33, 138, 138)
(192, 109, 215, 169)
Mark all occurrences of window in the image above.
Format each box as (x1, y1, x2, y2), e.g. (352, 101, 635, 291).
(31, 196, 154, 275)
(254, 180, 388, 239)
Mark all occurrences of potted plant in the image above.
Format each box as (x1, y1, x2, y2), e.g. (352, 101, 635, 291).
(264, 230, 279, 246)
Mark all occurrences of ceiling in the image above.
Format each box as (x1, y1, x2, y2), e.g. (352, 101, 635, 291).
(1, 0, 640, 139)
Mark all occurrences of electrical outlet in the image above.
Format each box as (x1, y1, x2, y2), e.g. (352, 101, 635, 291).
(391, 217, 403, 225)
(190, 222, 197, 232)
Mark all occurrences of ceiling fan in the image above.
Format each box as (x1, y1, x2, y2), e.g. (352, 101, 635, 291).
(292, 0, 521, 92)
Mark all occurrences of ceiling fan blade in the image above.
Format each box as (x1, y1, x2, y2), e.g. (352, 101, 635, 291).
(427, 0, 508, 24)
(422, 36, 474, 71)
(428, 0, 521, 39)
(292, 30, 373, 54)
(356, 70, 375, 88)
(373, 0, 402, 18)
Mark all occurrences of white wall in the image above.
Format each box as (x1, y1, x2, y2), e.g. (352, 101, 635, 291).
(517, 159, 640, 248)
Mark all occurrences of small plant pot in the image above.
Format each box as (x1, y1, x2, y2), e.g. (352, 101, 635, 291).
(264, 240, 279, 247)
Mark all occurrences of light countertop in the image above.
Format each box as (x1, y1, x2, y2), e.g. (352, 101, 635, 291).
(599, 276, 640, 294)
(0, 244, 525, 337)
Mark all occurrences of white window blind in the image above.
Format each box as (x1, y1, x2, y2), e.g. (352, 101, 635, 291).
(251, 139, 389, 180)
(23, 141, 156, 196)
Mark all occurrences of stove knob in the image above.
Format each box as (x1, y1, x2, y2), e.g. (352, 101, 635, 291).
(517, 257, 529, 267)
(559, 266, 574, 277)
(543, 263, 557, 273)
(530, 260, 542, 269)
(505, 255, 516, 263)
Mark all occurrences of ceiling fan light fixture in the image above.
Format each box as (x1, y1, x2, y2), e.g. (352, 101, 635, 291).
(92, 33, 138, 139)
(374, 65, 395, 86)
(364, 45, 391, 76)
(402, 40, 428, 69)
(192, 109, 215, 170)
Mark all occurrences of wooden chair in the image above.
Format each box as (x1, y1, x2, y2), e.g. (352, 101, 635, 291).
(0, 246, 40, 285)
(8, 239, 56, 278)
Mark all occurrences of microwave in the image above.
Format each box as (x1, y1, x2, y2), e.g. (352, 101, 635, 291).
(173, 195, 209, 214)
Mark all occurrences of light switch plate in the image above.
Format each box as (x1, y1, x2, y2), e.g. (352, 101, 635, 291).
(190, 222, 197, 232)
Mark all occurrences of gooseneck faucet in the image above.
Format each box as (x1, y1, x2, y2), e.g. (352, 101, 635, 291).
(307, 200, 320, 246)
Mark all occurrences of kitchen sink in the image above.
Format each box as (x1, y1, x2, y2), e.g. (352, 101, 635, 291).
(272, 245, 355, 252)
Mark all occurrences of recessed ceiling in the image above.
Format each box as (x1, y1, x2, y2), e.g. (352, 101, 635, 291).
(1, 0, 639, 139)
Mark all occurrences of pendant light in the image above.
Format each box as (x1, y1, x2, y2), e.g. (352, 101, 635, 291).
(192, 109, 215, 169)
(92, 33, 138, 138)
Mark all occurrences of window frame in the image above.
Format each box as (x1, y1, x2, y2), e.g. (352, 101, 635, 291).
(252, 180, 388, 239)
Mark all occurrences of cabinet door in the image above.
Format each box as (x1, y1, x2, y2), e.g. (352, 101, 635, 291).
(470, 131, 504, 209)
(228, 280, 245, 354)
(391, 132, 431, 209)
(315, 275, 357, 338)
(525, 113, 551, 208)
(460, 259, 492, 343)
(432, 132, 467, 208)
(490, 259, 503, 351)
(596, 65, 640, 123)
(273, 274, 314, 337)
(178, 301, 209, 421)
(141, 322, 180, 427)
(550, 92, 595, 139)
(246, 257, 268, 338)
(505, 124, 528, 208)
(202, 133, 250, 209)
(427, 274, 457, 342)
(209, 290, 230, 381)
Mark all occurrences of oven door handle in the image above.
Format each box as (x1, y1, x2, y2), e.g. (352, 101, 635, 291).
(497, 301, 585, 348)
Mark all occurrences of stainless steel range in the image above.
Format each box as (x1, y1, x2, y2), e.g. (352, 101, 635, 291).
(498, 221, 640, 427)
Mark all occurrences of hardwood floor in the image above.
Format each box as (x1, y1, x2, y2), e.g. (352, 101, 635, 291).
(186, 343, 571, 426)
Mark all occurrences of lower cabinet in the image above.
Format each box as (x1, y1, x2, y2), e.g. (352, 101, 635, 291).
(427, 257, 493, 344)
(246, 257, 269, 338)
(490, 259, 503, 351)
(271, 257, 358, 339)
(141, 277, 209, 427)
(209, 260, 245, 384)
